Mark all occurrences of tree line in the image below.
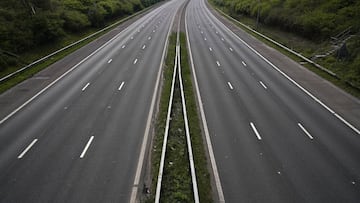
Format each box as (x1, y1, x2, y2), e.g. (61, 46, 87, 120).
(212, 0, 360, 86)
(212, 0, 360, 40)
(0, 0, 162, 69)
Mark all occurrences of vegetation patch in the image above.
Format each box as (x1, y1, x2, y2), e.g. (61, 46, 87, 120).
(147, 33, 213, 202)
(210, 0, 360, 98)
(0, 0, 163, 93)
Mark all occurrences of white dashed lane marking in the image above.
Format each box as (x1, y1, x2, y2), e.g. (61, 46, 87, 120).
(250, 122, 262, 140)
(18, 139, 38, 159)
(259, 81, 268, 89)
(118, 82, 125, 91)
(82, 83, 90, 91)
(227, 82, 234, 90)
(298, 123, 314, 140)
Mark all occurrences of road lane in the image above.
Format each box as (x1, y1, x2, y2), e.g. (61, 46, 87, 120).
(186, 0, 360, 202)
(0, 0, 184, 202)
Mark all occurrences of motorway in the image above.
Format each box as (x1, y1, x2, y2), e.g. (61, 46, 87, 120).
(186, 0, 360, 202)
(0, 0, 184, 202)
(1, 0, 360, 202)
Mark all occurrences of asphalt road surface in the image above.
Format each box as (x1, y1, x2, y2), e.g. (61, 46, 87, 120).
(0, 0, 184, 202)
(186, 0, 360, 202)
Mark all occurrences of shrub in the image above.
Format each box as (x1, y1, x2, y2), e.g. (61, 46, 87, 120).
(62, 10, 90, 32)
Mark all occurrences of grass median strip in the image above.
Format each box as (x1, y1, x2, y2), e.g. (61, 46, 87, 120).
(147, 32, 213, 202)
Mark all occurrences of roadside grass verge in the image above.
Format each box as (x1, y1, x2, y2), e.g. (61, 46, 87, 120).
(147, 32, 213, 202)
(0, 7, 151, 94)
(209, 2, 360, 98)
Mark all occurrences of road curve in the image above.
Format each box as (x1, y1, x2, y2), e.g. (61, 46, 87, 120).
(0, 0, 184, 202)
(186, 0, 360, 202)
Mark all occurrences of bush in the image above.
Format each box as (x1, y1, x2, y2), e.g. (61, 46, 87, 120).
(62, 10, 90, 32)
(32, 12, 65, 44)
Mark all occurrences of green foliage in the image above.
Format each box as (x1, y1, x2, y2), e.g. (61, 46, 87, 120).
(214, 0, 360, 40)
(212, 0, 360, 91)
(32, 12, 65, 44)
(61, 10, 90, 32)
(0, 0, 163, 72)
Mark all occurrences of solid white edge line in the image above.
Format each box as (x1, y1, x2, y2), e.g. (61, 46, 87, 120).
(154, 43, 179, 203)
(259, 81, 267, 89)
(130, 6, 177, 203)
(82, 82, 90, 91)
(118, 82, 125, 91)
(205, 3, 360, 135)
(227, 82, 233, 90)
(298, 123, 314, 140)
(185, 8, 225, 203)
(250, 122, 262, 140)
(18, 139, 38, 159)
(177, 44, 200, 203)
(108, 59, 112, 63)
(80, 136, 94, 159)
(0, 7, 162, 125)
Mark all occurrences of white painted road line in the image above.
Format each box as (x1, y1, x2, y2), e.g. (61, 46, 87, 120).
(242, 61, 247, 67)
(0, 15, 139, 125)
(209, 47, 213, 52)
(204, 37, 207, 41)
(133, 59, 138, 64)
(130, 11, 176, 203)
(122, 45, 126, 49)
(229, 47, 233, 52)
(130, 36, 134, 40)
(18, 139, 38, 159)
(227, 82, 234, 90)
(298, 123, 314, 140)
(80, 136, 94, 159)
(185, 13, 225, 202)
(250, 122, 262, 140)
(142, 45, 146, 49)
(221, 38, 224, 41)
(213, 12, 360, 135)
(118, 82, 125, 91)
(260, 81, 268, 89)
(153, 30, 156, 32)
(82, 83, 90, 91)
(216, 61, 220, 67)
(108, 59, 112, 64)
(148, 36, 152, 40)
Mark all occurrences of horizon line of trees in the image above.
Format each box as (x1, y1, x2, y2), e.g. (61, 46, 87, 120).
(212, 0, 360, 40)
(0, 0, 163, 69)
(212, 0, 360, 85)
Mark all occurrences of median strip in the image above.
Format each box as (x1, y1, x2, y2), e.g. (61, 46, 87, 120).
(149, 32, 213, 202)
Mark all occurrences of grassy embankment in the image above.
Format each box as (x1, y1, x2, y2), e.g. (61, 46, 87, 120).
(0, 2, 155, 94)
(148, 33, 213, 202)
(209, 0, 360, 98)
